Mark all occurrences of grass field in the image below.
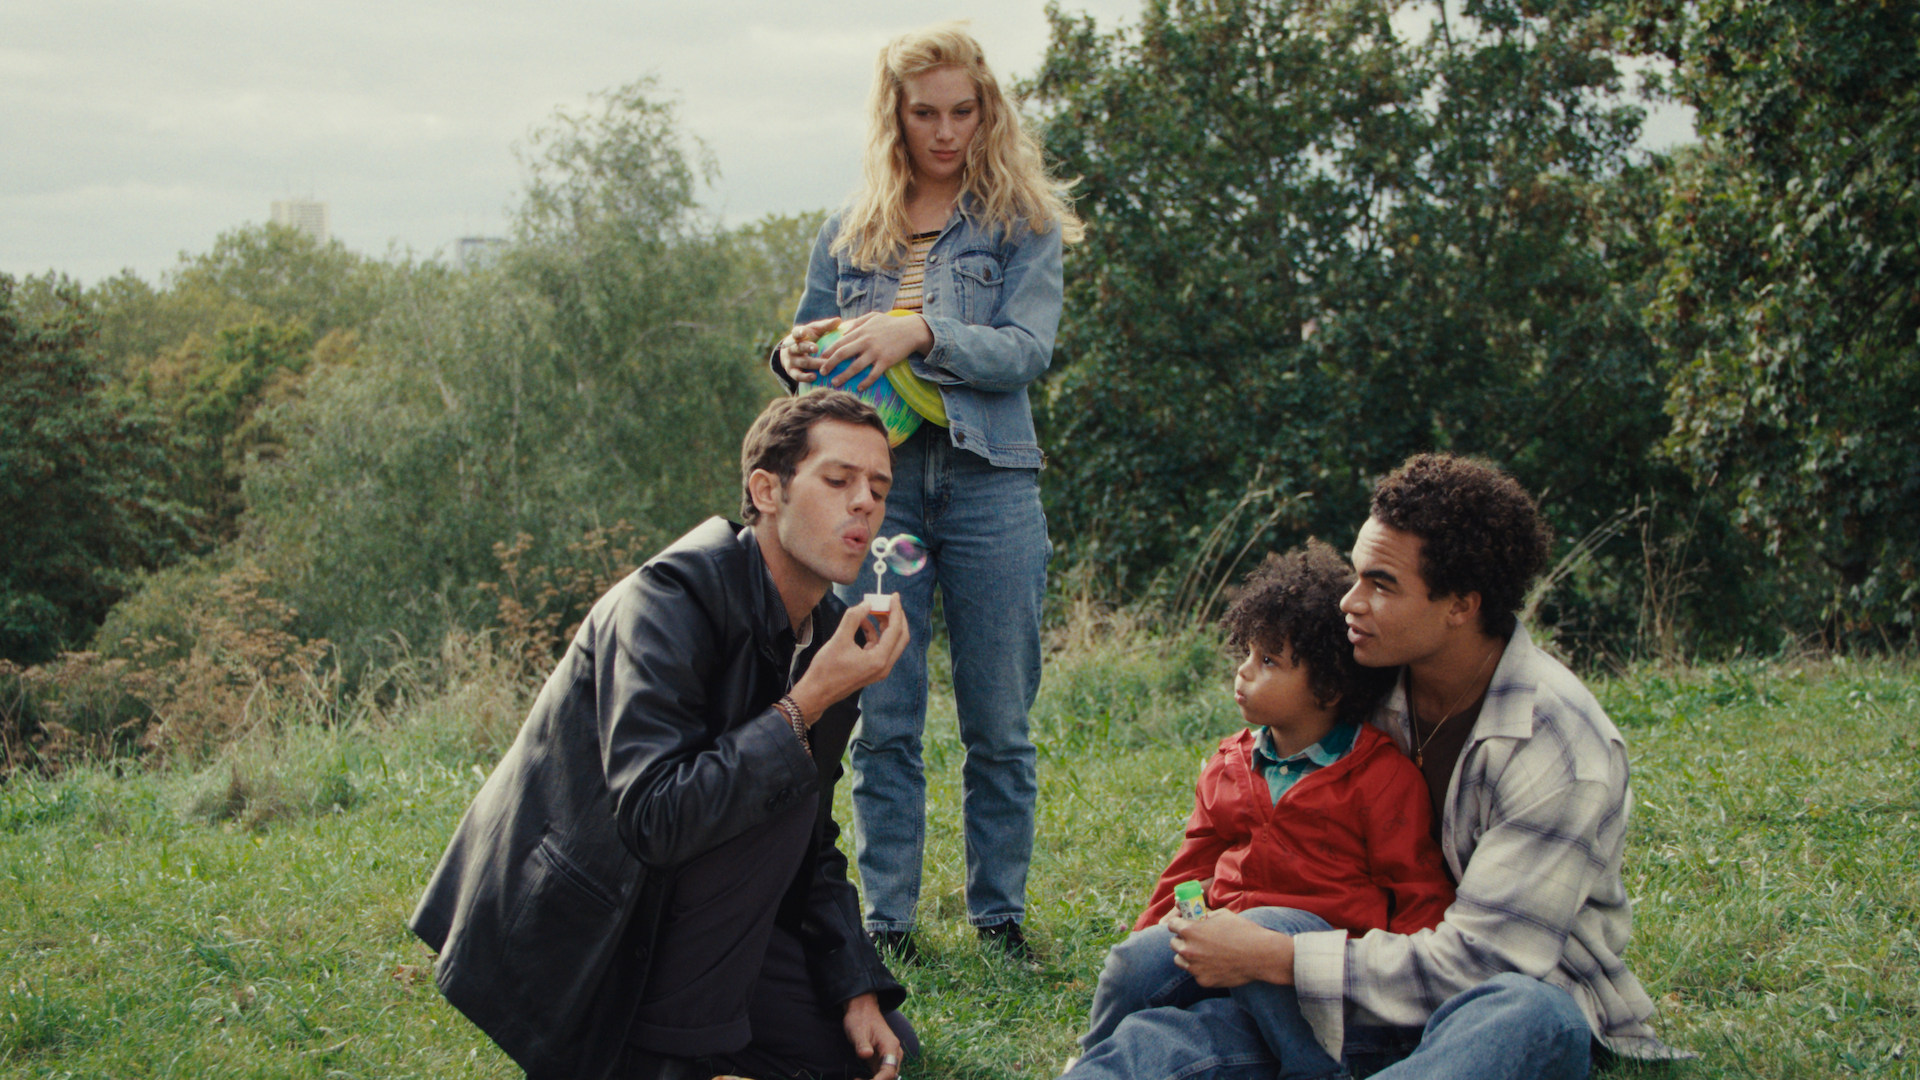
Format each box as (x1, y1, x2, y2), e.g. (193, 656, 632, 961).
(0, 637, 1914, 1078)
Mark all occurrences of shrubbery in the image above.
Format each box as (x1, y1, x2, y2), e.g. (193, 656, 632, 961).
(2, 2, 1914, 773)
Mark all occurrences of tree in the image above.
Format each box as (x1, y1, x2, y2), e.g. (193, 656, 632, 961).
(10, 226, 384, 381)
(242, 83, 813, 667)
(0, 277, 190, 663)
(1029, 0, 1681, 637)
(154, 320, 319, 538)
(1621, 0, 1920, 634)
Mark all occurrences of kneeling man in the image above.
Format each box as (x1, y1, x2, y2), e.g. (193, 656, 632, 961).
(1071, 453, 1686, 1079)
(412, 393, 915, 1080)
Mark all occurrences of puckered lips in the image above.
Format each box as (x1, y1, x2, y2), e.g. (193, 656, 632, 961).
(837, 523, 874, 569)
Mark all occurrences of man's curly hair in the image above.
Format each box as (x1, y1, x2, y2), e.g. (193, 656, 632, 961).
(1221, 540, 1397, 725)
(1369, 453, 1552, 638)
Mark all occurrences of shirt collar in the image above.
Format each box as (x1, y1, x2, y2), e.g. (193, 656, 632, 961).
(1252, 719, 1359, 769)
(1373, 622, 1543, 753)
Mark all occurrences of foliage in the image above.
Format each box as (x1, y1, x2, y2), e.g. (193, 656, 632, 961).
(480, 521, 651, 677)
(13, 225, 383, 381)
(12, 228, 380, 566)
(1, 564, 334, 776)
(139, 319, 326, 539)
(0, 652, 160, 774)
(1027, 0, 1706, 649)
(130, 564, 335, 765)
(240, 83, 810, 669)
(0, 277, 191, 664)
(1618, 0, 1920, 637)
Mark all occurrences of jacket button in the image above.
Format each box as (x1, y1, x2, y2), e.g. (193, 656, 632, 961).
(954, 432, 966, 445)
(634, 943, 650, 963)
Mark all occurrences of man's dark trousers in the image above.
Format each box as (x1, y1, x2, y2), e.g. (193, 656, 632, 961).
(623, 791, 916, 1080)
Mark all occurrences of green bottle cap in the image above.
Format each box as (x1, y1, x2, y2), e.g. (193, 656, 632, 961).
(1174, 881, 1205, 902)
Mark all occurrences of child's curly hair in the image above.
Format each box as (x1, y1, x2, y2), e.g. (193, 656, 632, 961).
(1220, 539, 1398, 725)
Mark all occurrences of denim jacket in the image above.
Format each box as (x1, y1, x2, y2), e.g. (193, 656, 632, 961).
(775, 200, 1064, 470)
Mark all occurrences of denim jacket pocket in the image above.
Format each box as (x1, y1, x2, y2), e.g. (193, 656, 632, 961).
(953, 253, 1005, 323)
(837, 272, 875, 313)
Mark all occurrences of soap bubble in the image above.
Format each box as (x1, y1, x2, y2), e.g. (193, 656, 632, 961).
(870, 534, 928, 582)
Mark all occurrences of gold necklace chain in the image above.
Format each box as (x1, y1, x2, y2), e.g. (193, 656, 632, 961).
(1412, 645, 1498, 768)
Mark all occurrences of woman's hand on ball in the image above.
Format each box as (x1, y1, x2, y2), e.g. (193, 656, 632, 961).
(817, 312, 933, 391)
(780, 317, 841, 382)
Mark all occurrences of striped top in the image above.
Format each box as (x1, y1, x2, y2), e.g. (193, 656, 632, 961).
(891, 231, 941, 312)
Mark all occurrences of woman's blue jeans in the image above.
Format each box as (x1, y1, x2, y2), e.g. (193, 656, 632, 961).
(840, 426, 1048, 931)
(1073, 908, 1593, 1080)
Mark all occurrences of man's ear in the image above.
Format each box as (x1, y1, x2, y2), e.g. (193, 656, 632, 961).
(748, 468, 783, 519)
(1445, 591, 1482, 628)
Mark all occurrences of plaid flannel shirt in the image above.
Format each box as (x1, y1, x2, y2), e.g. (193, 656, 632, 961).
(1292, 624, 1687, 1061)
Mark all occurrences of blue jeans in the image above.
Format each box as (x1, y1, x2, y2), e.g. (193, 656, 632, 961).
(842, 426, 1048, 930)
(1073, 907, 1592, 1080)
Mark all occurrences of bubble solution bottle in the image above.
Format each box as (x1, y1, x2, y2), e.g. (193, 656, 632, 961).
(1174, 880, 1208, 921)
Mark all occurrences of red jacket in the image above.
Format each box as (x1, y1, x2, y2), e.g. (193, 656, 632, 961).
(1136, 723, 1454, 934)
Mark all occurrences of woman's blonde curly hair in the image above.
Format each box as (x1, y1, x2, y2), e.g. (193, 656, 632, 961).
(834, 22, 1084, 270)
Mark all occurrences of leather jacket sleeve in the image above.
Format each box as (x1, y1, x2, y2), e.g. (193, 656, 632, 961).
(594, 549, 821, 868)
(790, 702, 907, 1012)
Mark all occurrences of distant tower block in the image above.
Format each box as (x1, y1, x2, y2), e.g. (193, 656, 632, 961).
(453, 236, 508, 271)
(271, 198, 331, 243)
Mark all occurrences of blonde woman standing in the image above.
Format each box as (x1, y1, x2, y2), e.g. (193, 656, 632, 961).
(773, 22, 1081, 964)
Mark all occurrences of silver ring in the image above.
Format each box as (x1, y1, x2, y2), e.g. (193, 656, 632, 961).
(880, 1053, 900, 1066)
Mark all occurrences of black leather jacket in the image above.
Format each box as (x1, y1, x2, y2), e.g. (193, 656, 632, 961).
(410, 518, 903, 1080)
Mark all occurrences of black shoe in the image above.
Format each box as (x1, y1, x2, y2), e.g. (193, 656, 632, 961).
(868, 928, 922, 966)
(976, 920, 1032, 962)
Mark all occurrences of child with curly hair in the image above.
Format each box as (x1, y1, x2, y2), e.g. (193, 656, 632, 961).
(1075, 539, 1454, 1055)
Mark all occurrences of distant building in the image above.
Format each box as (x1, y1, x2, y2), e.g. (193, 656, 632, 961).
(453, 236, 508, 272)
(271, 198, 331, 243)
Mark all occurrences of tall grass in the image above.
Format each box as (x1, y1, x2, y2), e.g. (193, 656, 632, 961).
(0, 626, 1913, 1078)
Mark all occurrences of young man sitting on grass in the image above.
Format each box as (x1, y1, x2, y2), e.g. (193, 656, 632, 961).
(1075, 540, 1455, 1058)
(1067, 454, 1687, 1080)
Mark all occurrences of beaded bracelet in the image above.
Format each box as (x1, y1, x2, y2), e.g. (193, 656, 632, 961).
(775, 694, 810, 752)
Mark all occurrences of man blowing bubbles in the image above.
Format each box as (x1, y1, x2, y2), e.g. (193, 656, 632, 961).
(411, 392, 918, 1080)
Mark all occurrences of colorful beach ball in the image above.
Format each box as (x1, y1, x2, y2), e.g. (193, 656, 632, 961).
(799, 314, 948, 448)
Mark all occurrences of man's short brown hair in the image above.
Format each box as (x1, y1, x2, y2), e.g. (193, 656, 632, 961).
(1370, 453, 1552, 638)
(739, 392, 890, 524)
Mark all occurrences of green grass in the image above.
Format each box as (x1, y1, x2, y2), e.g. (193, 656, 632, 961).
(0, 644, 1914, 1078)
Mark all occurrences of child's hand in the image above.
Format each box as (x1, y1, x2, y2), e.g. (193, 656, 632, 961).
(1167, 910, 1296, 988)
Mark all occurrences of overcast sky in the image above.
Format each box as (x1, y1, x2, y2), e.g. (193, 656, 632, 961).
(2, 1, 1693, 287)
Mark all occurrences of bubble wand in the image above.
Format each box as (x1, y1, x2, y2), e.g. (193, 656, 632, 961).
(865, 533, 928, 617)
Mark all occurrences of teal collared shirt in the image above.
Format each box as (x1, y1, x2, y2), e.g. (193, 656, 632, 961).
(1249, 720, 1360, 803)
